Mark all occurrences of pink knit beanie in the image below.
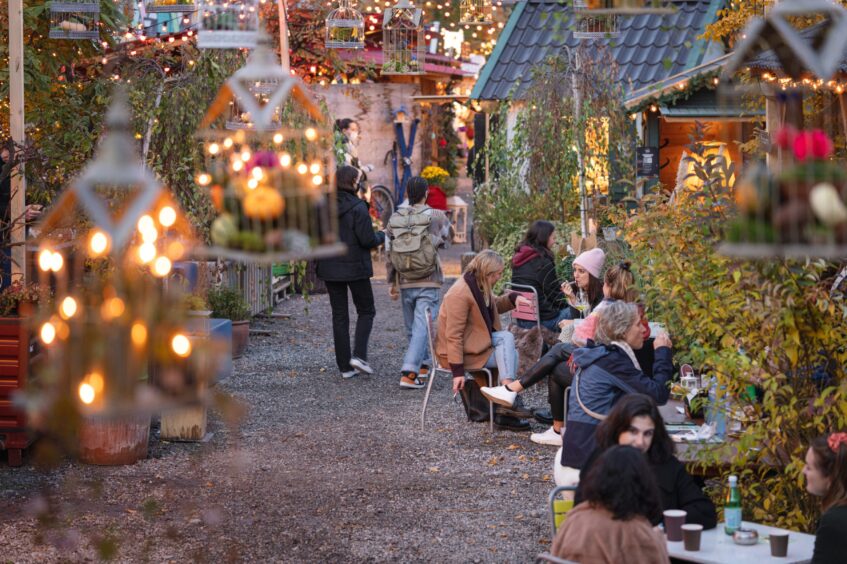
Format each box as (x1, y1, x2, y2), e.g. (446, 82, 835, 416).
(573, 248, 605, 279)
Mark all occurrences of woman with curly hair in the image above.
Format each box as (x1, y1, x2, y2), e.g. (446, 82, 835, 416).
(805, 433, 847, 563)
(551, 445, 669, 564)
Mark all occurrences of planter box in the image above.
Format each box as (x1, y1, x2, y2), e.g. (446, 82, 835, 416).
(78, 413, 151, 465)
(210, 318, 232, 381)
(0, 317, 33, 467)
(160, 400, 207, 442)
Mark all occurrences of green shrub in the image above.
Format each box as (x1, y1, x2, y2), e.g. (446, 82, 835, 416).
(207, 286, 251, 321)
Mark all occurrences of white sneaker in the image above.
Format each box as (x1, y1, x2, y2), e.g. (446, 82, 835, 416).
(480, 385, 517, 407)
(341, 370, 358, 379)
(350, 357, 374, 374)
(531, 426, 562, 446)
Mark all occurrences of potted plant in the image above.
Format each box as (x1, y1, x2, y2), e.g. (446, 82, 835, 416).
(421, 165, 450, 211)
(184, 293, 212, 336)
(208, 286, 251, 358)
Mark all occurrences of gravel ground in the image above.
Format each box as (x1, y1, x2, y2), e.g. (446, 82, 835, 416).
(0, 277, 558, 563)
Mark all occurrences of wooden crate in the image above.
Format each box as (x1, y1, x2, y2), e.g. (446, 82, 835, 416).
(0, 317, 31, 467)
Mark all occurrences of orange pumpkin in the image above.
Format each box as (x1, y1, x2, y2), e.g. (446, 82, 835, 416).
(243, 187, 284, 220)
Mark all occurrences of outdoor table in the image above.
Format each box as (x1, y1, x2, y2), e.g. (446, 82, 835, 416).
(666, 521, 815, 564)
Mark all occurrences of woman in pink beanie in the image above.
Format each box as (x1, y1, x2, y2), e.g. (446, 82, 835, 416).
(562, 247, 605, 319)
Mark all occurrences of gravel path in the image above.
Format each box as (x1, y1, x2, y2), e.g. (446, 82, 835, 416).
(0, 278, 557, 563)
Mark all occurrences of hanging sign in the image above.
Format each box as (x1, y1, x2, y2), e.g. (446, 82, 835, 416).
(636, 146, 659, 177)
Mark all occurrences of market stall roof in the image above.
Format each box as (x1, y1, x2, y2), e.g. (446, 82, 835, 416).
(470, 0, 725, 102)
(741, 21, 847, 77)
(336, 49, 473, 77)
(625, 52, 731, 109)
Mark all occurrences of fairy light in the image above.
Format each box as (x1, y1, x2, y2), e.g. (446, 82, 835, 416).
(171, 334, 192, 357)
(208, 142, 220, 155)
(312, 175, 323, 186)
(153, 256, 172, 277)
(60, 296, 78, 319)
(305, 128, 317, 141)
(232, 160, 244, 172)
(159, 206, 177, 227)
(131, 322, 148, 346)
(297, 163, 308, 175)
(279, 153, 292, 167)
(273, 133, 284, 144)
(89, 231, 109, 256)
(78, 382, 95, 404)
(138, 242, 157, 264)
(40, 322, 56, 345)
(38, 249, 54, 272)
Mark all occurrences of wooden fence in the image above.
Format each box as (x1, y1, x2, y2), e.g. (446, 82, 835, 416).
(221, 262, 274, 316)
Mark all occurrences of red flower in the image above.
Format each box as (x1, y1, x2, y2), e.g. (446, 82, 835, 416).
(438, 138, 447, 148)
(773, 126, 797, 150)
(791, 129, 834, 162)
(811, 129, 834, 159)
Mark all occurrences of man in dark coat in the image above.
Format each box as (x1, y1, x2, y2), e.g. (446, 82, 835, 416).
(317, 166, 386, 379)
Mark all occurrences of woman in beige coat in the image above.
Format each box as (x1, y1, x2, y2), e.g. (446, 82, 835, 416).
(435, 250, 528, 395)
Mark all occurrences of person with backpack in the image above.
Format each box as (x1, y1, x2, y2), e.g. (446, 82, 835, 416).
(385, 176, 452, 389)
(317, 165, 386, 379)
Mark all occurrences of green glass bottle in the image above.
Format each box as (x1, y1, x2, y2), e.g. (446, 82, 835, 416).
(724, 475, 742, 535)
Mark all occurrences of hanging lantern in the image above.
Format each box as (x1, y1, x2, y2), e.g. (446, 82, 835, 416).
(29, 89, 209, 464)
(49, 0, 100, 40)
(145, 0, 197, 14)
(326, 0, 365, 49)
(197, 0, 259, 49)
(573, 0, 619, 39)
(382, 0, 425, 75)
(195, 32, 345, 263)
(458, 0, 492, 26)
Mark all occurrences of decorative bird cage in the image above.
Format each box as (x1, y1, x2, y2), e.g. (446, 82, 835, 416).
(382, 0, 425, 75)
(145, 0, 197, 14)
(225, 79, 283, 130)
(458, 0, 492, 26)
(30, 89, 209, 441)
(575, 0, 675, 14)
(49, 0, 100, 40)
(196, 32, 344, 263)
(197, 0, 259, 49)
(717, 0, 847, 258)
(326, 0, 365, 49)
(574, 0, 619, 39)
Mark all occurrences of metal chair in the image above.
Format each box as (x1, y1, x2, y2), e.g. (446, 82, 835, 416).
(420, 306, 494, 432)
(534, 553, 578, 564)
(504, 282, 541, 334)
(548, 484, 578, 536)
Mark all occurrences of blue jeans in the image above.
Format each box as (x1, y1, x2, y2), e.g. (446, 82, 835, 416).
(484, 330, 519, 382)
(516, 307, 571, 333)
(400, 287, 441, 374)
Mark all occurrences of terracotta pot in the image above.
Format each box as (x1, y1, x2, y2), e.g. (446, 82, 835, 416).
(232, 320, 250, 359)
(78, 413, 150, 465)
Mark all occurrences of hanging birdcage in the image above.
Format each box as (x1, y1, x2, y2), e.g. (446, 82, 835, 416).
(574, 0, 619, 39)
(713, 0, 847, 258)
(326, 0, 365, 49)
(29, 90, 211, 462)
(458, 0, 492, 26)
(49, 0, 100, 40)
(197, 0, 259, 49)
(145, 0, 197, 14)
(382, 0, 425, 75)
(575, 0, 675, 15)
(225, 79, 283, 130)
(195, 32, 344, 263)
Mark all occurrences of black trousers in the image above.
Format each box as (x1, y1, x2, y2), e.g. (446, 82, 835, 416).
(518, 341, 575, 423)
(325, 279, 376, 372)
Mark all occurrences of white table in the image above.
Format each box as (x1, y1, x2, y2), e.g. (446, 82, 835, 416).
(666, 521, 815, 564)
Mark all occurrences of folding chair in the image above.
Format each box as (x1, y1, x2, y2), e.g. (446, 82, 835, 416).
(548, 485, 578, 536)
(420, 306, 494, 433)
(504, 282, 541, 334)
(534, 553, 578, 564)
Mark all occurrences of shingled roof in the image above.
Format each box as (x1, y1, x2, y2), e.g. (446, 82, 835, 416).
(471, 0, 725, 102)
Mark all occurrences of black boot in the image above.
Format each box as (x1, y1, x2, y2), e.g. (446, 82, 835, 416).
(497, 394, 535, 419)
(493, 413, 531, 432)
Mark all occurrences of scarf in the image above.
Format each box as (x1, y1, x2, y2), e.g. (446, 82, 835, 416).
(464, 271, 495, 335)
(611, 340, 642, 372)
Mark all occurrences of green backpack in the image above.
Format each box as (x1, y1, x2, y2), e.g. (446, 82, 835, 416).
(388, 206, 437, 280)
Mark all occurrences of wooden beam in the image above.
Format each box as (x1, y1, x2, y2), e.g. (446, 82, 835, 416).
(9, 0, 25, 283)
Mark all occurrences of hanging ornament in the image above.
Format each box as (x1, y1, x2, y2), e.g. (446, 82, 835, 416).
(49, 0, 100, 40)
(326, 0, 366, 49)
(197, 0, 260, 49)
(195, 31, 345, 262)
(458, 0, 492, 26)
(145, 0, 197, 14)
(382, 0, 425, 75)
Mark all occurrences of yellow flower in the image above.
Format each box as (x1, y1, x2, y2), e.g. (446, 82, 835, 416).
(421, 165, 449, 182)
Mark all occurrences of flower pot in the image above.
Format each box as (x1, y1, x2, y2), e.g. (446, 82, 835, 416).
(160, 404, 207, 441)
(232, 320, 250, 359)
(78, 413, 151, 465)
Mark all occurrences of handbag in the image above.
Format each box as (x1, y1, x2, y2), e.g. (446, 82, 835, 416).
(458, 372, 492, 423)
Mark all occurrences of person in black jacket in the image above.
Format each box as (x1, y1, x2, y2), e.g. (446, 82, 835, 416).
(574, 394, 717, 529)
(317, 166, 386, 379)
(804, 433, 847, 564)
(510, 220, 569, 332)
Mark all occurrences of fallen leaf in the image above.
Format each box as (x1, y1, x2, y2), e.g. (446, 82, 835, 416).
(542, 474, 551, 482)
(428, 466, 439, 473)
(517, 454, 528, 462)
(521, 473, 529, 480)
(487, 456, 499, 466)
(506, 444, 521, 450)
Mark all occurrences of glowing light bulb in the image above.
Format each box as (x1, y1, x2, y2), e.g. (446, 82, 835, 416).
(171, 334, 192, 357)
(279, 153, 292, 167)
(232, 160, 244, 172)
(131, 322, 147, 346)
(309, 162, 321, 174)
(50, 253, 64, 272)
(102, 297, 125, 320)
(153, 256, 171, 277)
(78, 382, 95, 404)
(240, 150, 251, 162)
(197, 173, 211, 186)
(273, 133, 284, 144)
(138, 242, 156, 264)
(312, 175, 323, 186)
(304, 128, 317, 141)
(252, 167, 264, 180)
(38, 249, 53, 272)
(40, 322, 56, 344)
(60, 296, 78, 319)
(137, 215, 155, 233)
(223, 137, 234, 148)
(88, 371, 104, 393)
(90, 231, 109, 256)
(159, 206, 177, 227)
(208, 142, 220, 155)
(247, 178, 259, 190)
(297, 163, 308, 175)
(141, 225, 158, 244)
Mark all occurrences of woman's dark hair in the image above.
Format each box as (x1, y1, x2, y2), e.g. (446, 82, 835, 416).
(595, 394, 674, 465)
(587, 273, 604, 309)
(335, 118, 356, 133)
(406, 176, 429, 204)
(810, 434, 847, 511)
(580, 445, 662, 522)
(336, 165, 360, 192)
(515, 220, 555, 256)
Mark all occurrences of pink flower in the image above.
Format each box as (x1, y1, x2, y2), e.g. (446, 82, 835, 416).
(791, 129, 834, 162)
(811, 129, 834, 159)
(774, 126, 797, 150)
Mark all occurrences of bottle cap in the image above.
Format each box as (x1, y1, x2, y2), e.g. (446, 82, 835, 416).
(729, 475, 738, 484)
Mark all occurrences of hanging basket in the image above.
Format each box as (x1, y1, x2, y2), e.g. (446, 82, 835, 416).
(145, 0, 197, 13)
(458, 0, 492, 26)
(326, 0, 365, 49)
(382, 0, 425, 75)
(196, 0, 259, 49)
(195, 33, 344, 263)
(49, 0, 100, 40)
